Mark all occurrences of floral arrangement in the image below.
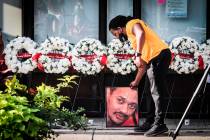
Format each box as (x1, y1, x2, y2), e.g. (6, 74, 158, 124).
(71, 38, 107, 75)
(33, 37, 73, 74)
(4, 37, 38, 74)
(169, 36, 203, 74)
(199, 39, 210, 68)
(106, 39, 136, 75)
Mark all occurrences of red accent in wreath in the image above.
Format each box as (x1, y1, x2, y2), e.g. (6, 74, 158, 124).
(114, 54, 134, 59)
(32, 53, 42, 61)
(100, 54, 107, 65)
(16, 53, 32, 59)
(80, 54, 97, 62)
(198, 55, 204, 70)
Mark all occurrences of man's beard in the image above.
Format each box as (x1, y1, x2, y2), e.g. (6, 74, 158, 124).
(119, 33, 128, 42)
(109, 112, 129, 126)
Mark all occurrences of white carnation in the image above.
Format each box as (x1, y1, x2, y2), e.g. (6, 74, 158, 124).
(169, 36, 202, 74)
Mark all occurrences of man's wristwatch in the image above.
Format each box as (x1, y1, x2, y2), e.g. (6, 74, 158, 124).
(135, 52, 141, 57)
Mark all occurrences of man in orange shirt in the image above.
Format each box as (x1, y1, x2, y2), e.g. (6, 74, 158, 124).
(109, 15, 171, 136)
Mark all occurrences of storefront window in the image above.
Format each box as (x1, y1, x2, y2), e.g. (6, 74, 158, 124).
(107, 0, 133, 43)
(34, 0, 99, 44)
(141, 0, 206, 43)
(0, 0, 22, 42)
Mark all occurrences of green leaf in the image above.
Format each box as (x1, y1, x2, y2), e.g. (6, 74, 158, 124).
(19, 124, 25, 131)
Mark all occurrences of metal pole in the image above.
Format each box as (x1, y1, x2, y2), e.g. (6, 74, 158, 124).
(171, 65, 210, 140)
(71, 75, 82, 111)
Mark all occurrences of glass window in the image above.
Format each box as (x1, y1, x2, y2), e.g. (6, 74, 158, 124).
(0, 0, 22, 42)
(34, 0, 99, 44)
(107, 0, 133, 43)
(141, 0, 206, 43)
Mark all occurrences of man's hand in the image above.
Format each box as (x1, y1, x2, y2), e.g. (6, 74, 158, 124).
(130, 80, 139, 89)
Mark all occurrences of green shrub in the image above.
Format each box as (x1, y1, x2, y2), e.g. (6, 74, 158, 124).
(0, 75, 87, 140)
(0, 93, 49, 140)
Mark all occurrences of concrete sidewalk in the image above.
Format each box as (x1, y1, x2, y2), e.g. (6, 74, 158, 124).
(51, 118, 210, 140)
(53, 130, 210, 140)
(54, 134, 210, 140)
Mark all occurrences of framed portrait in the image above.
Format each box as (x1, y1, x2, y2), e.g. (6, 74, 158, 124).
(106, 87, 139, 127)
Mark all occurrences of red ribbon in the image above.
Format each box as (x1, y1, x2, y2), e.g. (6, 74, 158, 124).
(172, 53, 194, 60)
(46, 53, 65, 59)
(178, 53, 194, 59)
(198, 55, 204, 70)
(114, 54, 134, 59)
(16, 53, 32, 59)
(32, 52, 73, 71)
(32, 53, 42, 61)
(0, 56, 7, 71)
(80, 54, 97, 62)
(100, 54, 107, 65)
(37, 62, 44, 72)
(171, 53, 205, 70)
(79, 54, 107, 64)
(32, 53, 43, 71)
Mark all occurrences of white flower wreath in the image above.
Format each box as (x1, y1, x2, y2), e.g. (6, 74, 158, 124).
(4, 37, 38, 74)
(199, 39, 210, 68)
(106, 39, 137, 75)
(71, 38, 107, 75)
(35, 37, 73, 74)
(169, 36, 203, 74)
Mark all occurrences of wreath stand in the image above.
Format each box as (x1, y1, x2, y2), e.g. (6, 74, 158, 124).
(71, 73, 105, 113)
(170, 64, 210, 140)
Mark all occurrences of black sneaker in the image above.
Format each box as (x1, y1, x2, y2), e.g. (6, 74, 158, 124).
(144, 124, 168, 137)
(134, 121, 153, 132)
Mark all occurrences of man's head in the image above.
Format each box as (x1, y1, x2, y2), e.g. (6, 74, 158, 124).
(106, 87, 138, 126)
(109, 15, 135, 42)
(109, 15, 128, 42)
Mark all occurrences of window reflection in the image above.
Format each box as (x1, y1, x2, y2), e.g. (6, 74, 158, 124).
(141, 0, 206, 43)
(107, 0, 133, 43)
(34, 0, 99, 44)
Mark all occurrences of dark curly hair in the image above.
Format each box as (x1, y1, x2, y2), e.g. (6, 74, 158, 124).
(109, 15, 135, 30)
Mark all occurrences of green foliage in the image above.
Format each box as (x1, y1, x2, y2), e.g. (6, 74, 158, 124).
(0, 75, 87, 140)
(33, 75, 87, 130)
(36, 107, 88, 130)
(4, 75, 27, 95)
(58, 107, 88, 130)
(34, 75, 79, 110)
(0, 93, 48, 140)
(34, 83, 68, 110)
(56, 75, 78, 91)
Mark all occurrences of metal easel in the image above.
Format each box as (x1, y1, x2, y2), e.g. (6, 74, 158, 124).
(170, 65, 210, 140)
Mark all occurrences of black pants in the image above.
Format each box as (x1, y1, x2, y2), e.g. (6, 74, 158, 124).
(144, 49, 171, 125)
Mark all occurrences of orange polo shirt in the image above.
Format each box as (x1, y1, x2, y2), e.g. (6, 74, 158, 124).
(126, 19, 169, 63)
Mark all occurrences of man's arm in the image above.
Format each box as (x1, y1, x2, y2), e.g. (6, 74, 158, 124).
(130, 58, 146, 88)
(133, 23, 145, 53)
(129, 23, 146, 88)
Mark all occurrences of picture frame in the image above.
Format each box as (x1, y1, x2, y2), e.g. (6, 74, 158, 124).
(106, 87, 139, 127)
